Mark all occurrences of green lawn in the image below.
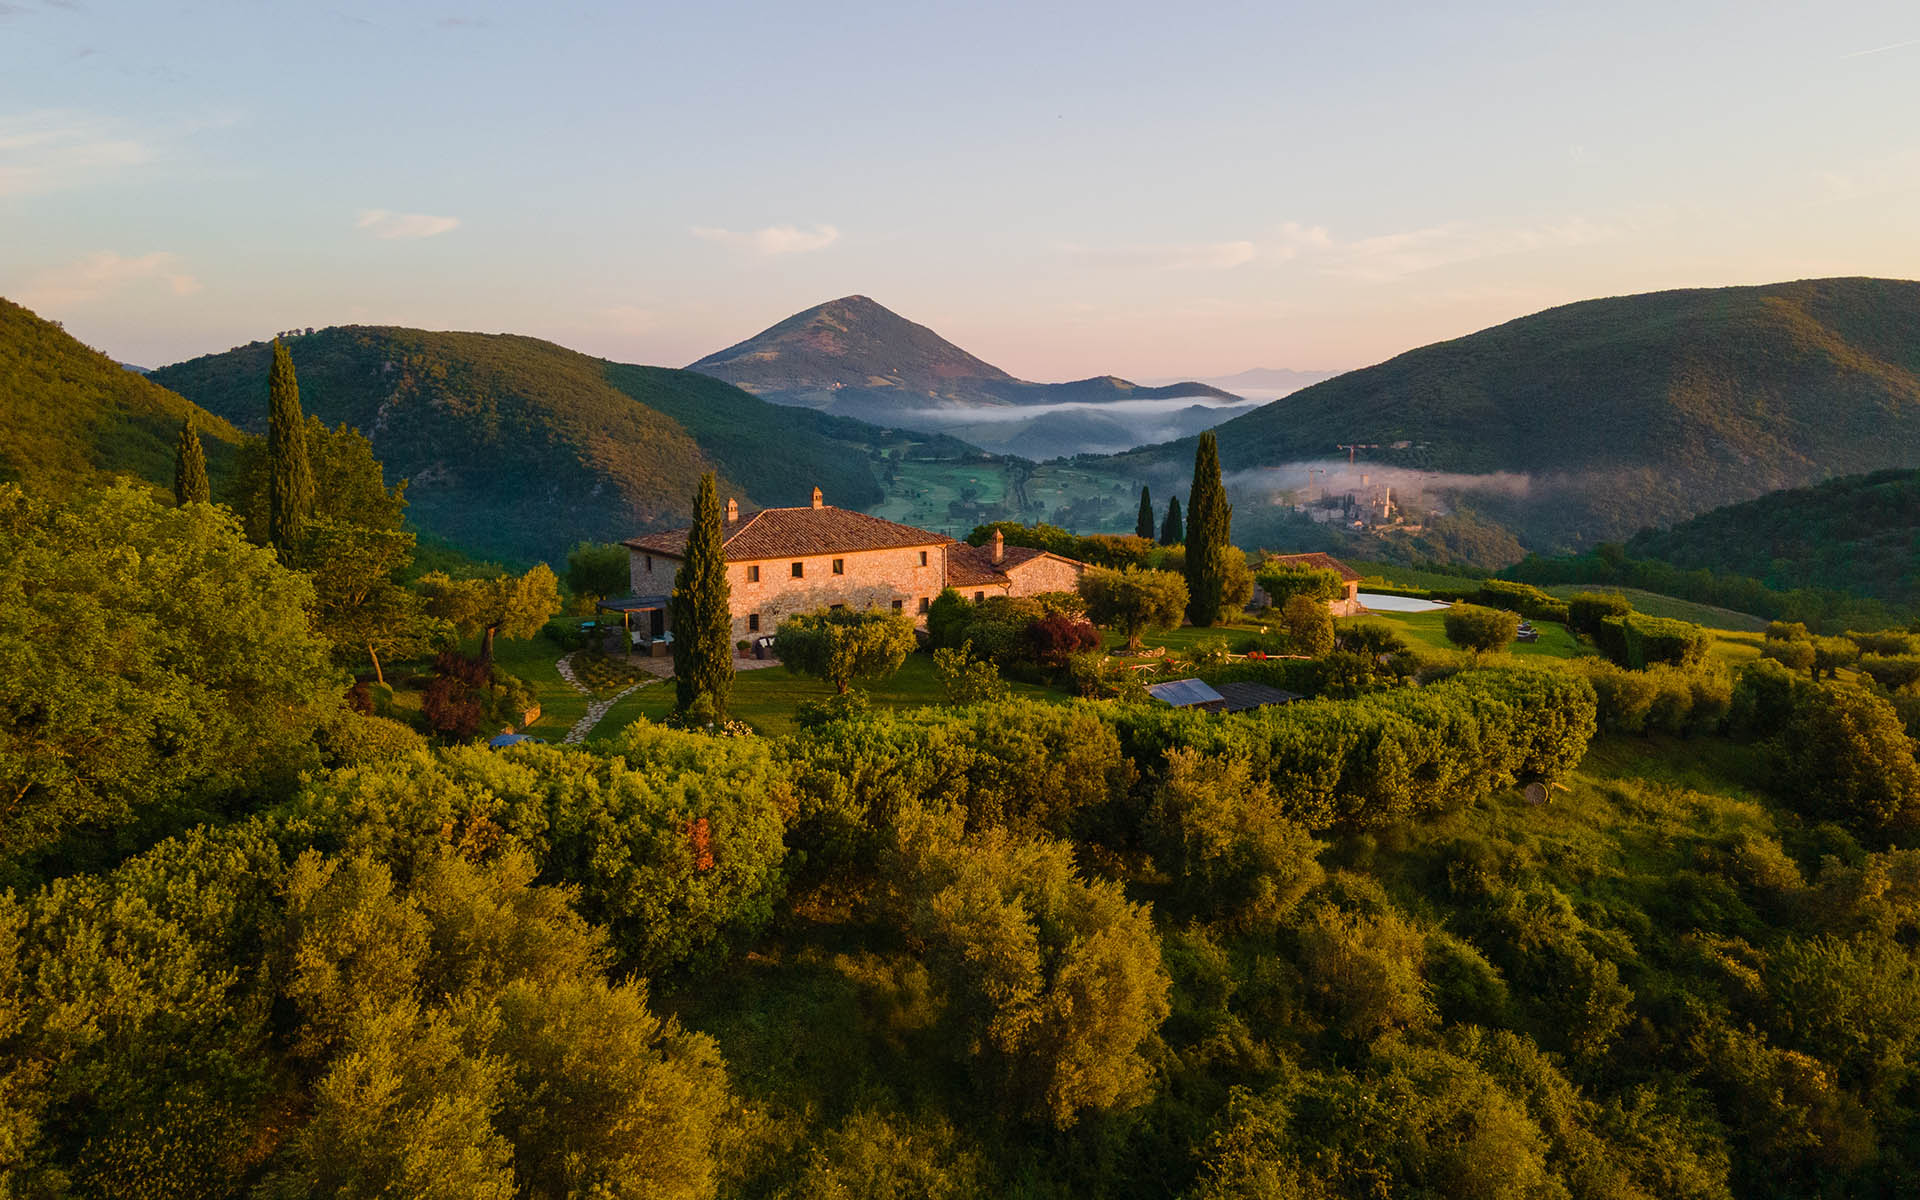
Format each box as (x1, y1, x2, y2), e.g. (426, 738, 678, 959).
(590, 651, 1065, 740)
(1358, 608, 1586, 660)
(1539, 584, 1769, 632)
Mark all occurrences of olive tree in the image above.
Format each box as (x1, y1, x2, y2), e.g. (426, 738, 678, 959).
(1079, 566, 1188, 651)
(1444, 603, 1521, 654)
(775, 608, 919, 694)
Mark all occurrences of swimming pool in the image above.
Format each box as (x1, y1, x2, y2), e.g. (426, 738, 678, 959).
(1357, 592, 1452, 614)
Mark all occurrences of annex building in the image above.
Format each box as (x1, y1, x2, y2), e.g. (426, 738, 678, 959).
(623, 488, 1087, 645)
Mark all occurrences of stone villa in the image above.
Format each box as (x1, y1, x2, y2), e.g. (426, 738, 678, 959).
(623, 488, 1087, 645)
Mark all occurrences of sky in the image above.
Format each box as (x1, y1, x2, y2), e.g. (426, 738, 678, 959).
(3, 1, 1919, 378)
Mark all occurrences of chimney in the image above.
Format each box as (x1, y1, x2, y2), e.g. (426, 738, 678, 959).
(726, 497, 739, 523)
(991, 529, 1004, 564)
(811, 486, 824, 509)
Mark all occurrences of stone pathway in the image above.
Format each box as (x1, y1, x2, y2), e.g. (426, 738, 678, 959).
(555, 652, 662, 745)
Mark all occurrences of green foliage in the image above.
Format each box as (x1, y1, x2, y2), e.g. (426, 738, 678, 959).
(1445, 603, 1521, 653)
(266, 339, 315, 556)
(1858, 654, 1920, 691)
(1185, 431, 1233, 626)
(565, 541, 630, 602)
(420, 563, 562, 661)
(1278, 593, 1335, 657)
(0, 297, 242, 498)
(670, 473, 735, 713)
(1160, 493, 1183, 546)
(1775, 683, 1920, 840)
(1146, 747, 1324, 930)
(1474, 578, 1570, 623)
(1255, 562, 1344, 607)
(880, 804, 1171, 1127)
(172, 417, 209, 505)
(0, 484, 340, 863)
(775, 607, 918, 695)
(1080, 565, 1189, 651)
(934, 641, 1009, 705)
(1567, 591, 1633, 638)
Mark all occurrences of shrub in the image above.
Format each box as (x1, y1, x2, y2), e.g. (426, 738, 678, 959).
(1767, 621, 1811, 642)
(934, 641, 1009, 705)
(1476, 579, 1570, 623)
(1278, 593, 1335, 657)
(1080, 566, 1189, 651)
(1444, 603, 1520, 653)
(1761, 637, 1817, 676)
(1026, 613, 1101, 668)
(1776, 683, 1920, 840)
(1847, 630, 1915, 657)
(1255, 563, 1344, 608)
(1146, 747, 1325, 929)
(1568, 591, 1633, 638)
(1858, 655, 1920, 691)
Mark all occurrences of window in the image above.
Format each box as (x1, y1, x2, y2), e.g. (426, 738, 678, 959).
(830, 603, 846, 612)
(791, 562, 804, 578)
(644, 554, 653, 572)
(832, 558, 845, 575)
(974, 591, 985, 602)
(747, 613, 760, 632)
(918, 597, 930, 614)
(747, 565, 760, 583)
(919, 550, 929, 567)
(890, 599, 903, 613)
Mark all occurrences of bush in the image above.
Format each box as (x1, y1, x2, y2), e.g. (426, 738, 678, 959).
(933, 642, 1009, 705)
(1080, 566, 1189, 651)
(1444, 604, 1520, 653)
(1761, 636, 1817, 675)
(1476, 579, 1570, 623)
(1847, 630, 1915, 657)
(1858, 655, 1920, 691)
(1568, 591, 1633, 638)
(1776, 683, 1920, 840)
(1278, 593, 1335, 657)
(1255, 563, 1344, 608)
(1026, 613, 1101, 668)
(1146, 747, 1324, 929)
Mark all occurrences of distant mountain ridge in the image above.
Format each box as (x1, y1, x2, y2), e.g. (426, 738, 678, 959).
(689, 295, 1245, 457)
(149, 325, 958, 563)
(1108, 277, 1920, 552)
(1158, 366, 1343, 394)
(688, 295, 1239, 410)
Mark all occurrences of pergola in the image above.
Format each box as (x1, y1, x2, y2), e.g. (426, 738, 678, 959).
(593, 594, 671, 656)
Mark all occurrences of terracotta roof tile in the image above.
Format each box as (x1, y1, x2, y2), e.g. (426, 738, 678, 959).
(624, 505, 951, 561)
(1265, 552, 1362, 583)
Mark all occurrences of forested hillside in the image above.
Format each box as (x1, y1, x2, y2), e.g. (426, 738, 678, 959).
(1629, 468, 1920, 606)
(152, 326, 902, 562)
(0, 298, 243, 492)
(1109, 277, 1920, 551)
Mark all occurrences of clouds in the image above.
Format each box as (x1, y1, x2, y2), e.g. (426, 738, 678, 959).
(14, 251, 201, 309)
(0, 110, 152, 197)
(355, 209, 461, 239)
(691, 223, 839, 256)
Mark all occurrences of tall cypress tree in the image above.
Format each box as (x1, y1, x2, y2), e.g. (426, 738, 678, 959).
(670, 472, 735, 717)
(1160, 495, 1183, 546)
(267, 339, 315, 556)
(1184, 431, 1232, 626)
(173, 416, 210, 505)
(1135, 485, 1155, 540)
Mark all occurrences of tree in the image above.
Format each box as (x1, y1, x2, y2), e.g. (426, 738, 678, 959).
(267, 339, 315, 558)
(775, 607, 918, 694)
(565, 542, 630, 604)
(1135, 485, 1155, 540)
(1445, 603, 1521, 653)
(1256, 563, 1344, 608)
(935, 641, 1009, 704)
(1080, 565, 1188, 651)
(419, 565, 561, 662)
(1160, 495, 1183, 546)
(296, 523, 440, 683)
(1778, 683, 1920, 838)
(1279, 593, 1335, 657)
(0, 484, 340, 861)
(669, 473, 734, 715)
(1185, 432, 1233, 626)
(173, 417, 209, 505)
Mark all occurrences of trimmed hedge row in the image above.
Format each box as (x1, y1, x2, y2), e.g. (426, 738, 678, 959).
(1594, 613, 1712, 670)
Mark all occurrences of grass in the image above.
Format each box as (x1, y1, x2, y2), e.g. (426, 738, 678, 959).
(1539, 584, 1769, 632)
(1359, 608, 1585, 660)
(593, 652, 1064, 740)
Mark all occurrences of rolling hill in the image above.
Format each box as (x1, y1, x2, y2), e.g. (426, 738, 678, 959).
(687, 295, 1244, 455)
(0, 298, 244, 493)
(1108, 277, 1920, 552)
(1628, 467, 1920, 606)
(150, 326, 954, 563)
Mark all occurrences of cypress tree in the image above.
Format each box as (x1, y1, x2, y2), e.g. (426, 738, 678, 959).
(670, 472, 735, 717)
(1184, 431, 1232, 626)
(267, 339, 315, 556)
(1135, 485, 1155, 540)
(173, 416, 210, 505)
(1160, 495, 1183, 546)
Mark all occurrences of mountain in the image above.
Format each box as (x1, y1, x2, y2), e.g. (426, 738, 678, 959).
(1628, 467, 1920, 606)
(150, 326, 955, 564)
(1157, 366, 1342, 396)
(687, 296, 1240, 456)
(1108, 277, 1920, 552)
(1, 298, 243, 493)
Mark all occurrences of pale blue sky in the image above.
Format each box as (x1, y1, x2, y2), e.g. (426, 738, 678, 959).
(4, 0, 1918, 377)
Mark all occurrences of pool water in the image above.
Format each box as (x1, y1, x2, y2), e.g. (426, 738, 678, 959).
(1356, 592, 1453, 614)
